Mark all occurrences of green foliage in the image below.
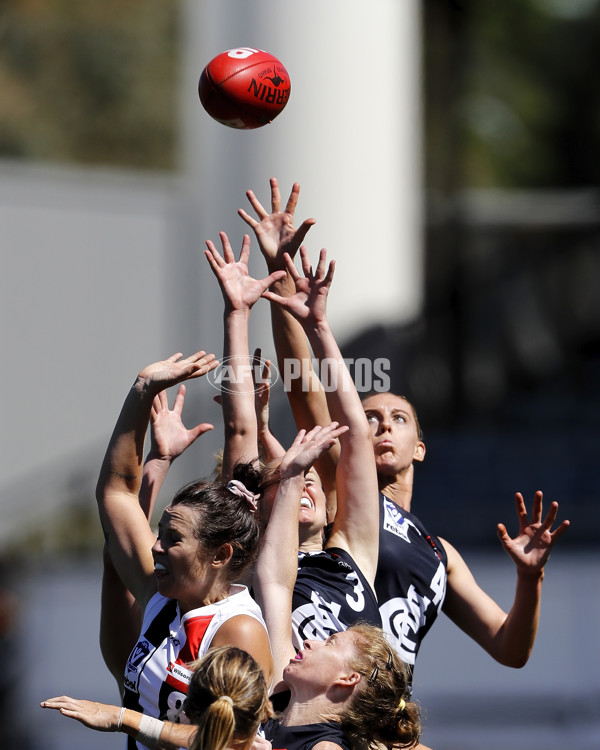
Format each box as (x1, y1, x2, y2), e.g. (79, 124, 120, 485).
(425, 0, 600, 189)
(0, 0, 179, 170)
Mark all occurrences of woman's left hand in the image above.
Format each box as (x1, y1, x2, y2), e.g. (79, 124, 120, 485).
(497, 491, 570, 575)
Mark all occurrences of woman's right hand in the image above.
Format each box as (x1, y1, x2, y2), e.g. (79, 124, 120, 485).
(136, 351, 218, 395)
(262, 247, 335, 328)
(279, 422, 348, 481)
(238, 177, 315, 270)
(149, 385, 213, 462)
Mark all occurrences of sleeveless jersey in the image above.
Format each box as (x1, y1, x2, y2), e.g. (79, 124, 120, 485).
(375, 493, 448, 676)
(291, 546, 381, 650)
(262, 718, 351, 750)
(122, 585, 267, 750)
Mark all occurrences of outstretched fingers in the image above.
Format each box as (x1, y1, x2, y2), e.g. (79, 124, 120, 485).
(298, 246, 335, 286)
(204, 231, 242, 269)
(282, 251, 302, 282)
(270, 176, 282, 213)
(172, 383, 186, 415)
(243, 189, 269, 221)
(165, 352, 184, 363)
(543, 500, 570, 541)
(302, 422, 349, 453)
(204, 240, 226, 274)
(184, 350, 219, 378)
(282, 180, 299, 215)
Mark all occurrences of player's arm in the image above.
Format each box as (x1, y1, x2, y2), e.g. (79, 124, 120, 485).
(441, 491, 569, 666)
(263, 249, 379, 588)
(204, 232, 285, 481)
(41, 697, 197, 750)
(240, 178, 339, 522)
(100, 385, 213, 689)
(96, 352, 217, 609)
(252, 349, 286, 463)
(253, 424, 347, 693)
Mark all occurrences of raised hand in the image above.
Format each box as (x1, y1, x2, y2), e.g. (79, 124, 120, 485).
(205, 231, 286, 312)
(137, 351, 218, 394)
(238, 177, 315, 269)
(149, 385, 213, 462)
(279, 422, 348, 481)
(262, 247, 334, 326)
(497, 491, 570, 575)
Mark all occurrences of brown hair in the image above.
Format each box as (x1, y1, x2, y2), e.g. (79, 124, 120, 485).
(186, 646, 273, 750)
(341, 623, 421, 750)
(170, 461, 263, 582)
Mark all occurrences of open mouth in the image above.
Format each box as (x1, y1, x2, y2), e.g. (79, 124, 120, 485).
(300, 495, 313, 509)
(154, 561, 167, 576)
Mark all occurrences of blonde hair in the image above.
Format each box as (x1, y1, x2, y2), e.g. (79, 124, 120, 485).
(341, 624, 421, 750)
(186, 646, 273, 750)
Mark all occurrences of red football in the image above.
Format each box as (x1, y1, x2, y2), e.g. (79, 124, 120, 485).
(198, 47, 291, 130)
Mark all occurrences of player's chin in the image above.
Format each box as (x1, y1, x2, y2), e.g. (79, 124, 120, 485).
(375, 454, 401, 472)
(155, 576, 175, 598)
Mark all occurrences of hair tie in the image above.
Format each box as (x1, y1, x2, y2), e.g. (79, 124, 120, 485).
(227, 480, 259, 512)
(218, 695, 234, 707)
(398, 698, 406, 713)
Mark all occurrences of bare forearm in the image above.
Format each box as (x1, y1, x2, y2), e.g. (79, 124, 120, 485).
(269, 274, 331, 424)
(139, 454, 172, 519)
(255, 474, 303, 590)
(304, 320, 367, 435)
(495, 570, 544, 667)
(97, 379, 154, 511)
(121, 709, 196, 750)
(222, 309, 258, 478)
(257, 428, 286, 462)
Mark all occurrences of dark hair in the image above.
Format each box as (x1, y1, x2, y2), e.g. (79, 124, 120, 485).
(186, 646, 272, 750)
(170, 461, 262, 582)
(341, 623, 421, 750)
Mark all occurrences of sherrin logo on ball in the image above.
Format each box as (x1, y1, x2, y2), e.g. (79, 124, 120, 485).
(198, 47, 291, 129)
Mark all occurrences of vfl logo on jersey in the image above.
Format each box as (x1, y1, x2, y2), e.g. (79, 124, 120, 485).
(382, 499, 417, 542)
(124, 638, 152, 692)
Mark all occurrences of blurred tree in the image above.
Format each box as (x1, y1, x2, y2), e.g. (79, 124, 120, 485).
(0, 0, 179, 170)
(456, 0, 600, 188)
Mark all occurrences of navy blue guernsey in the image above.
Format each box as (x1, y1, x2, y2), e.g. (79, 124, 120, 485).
(291, 547, 381, 649)
(375, 493, 448, 680)
(262, 718, 351, 750)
